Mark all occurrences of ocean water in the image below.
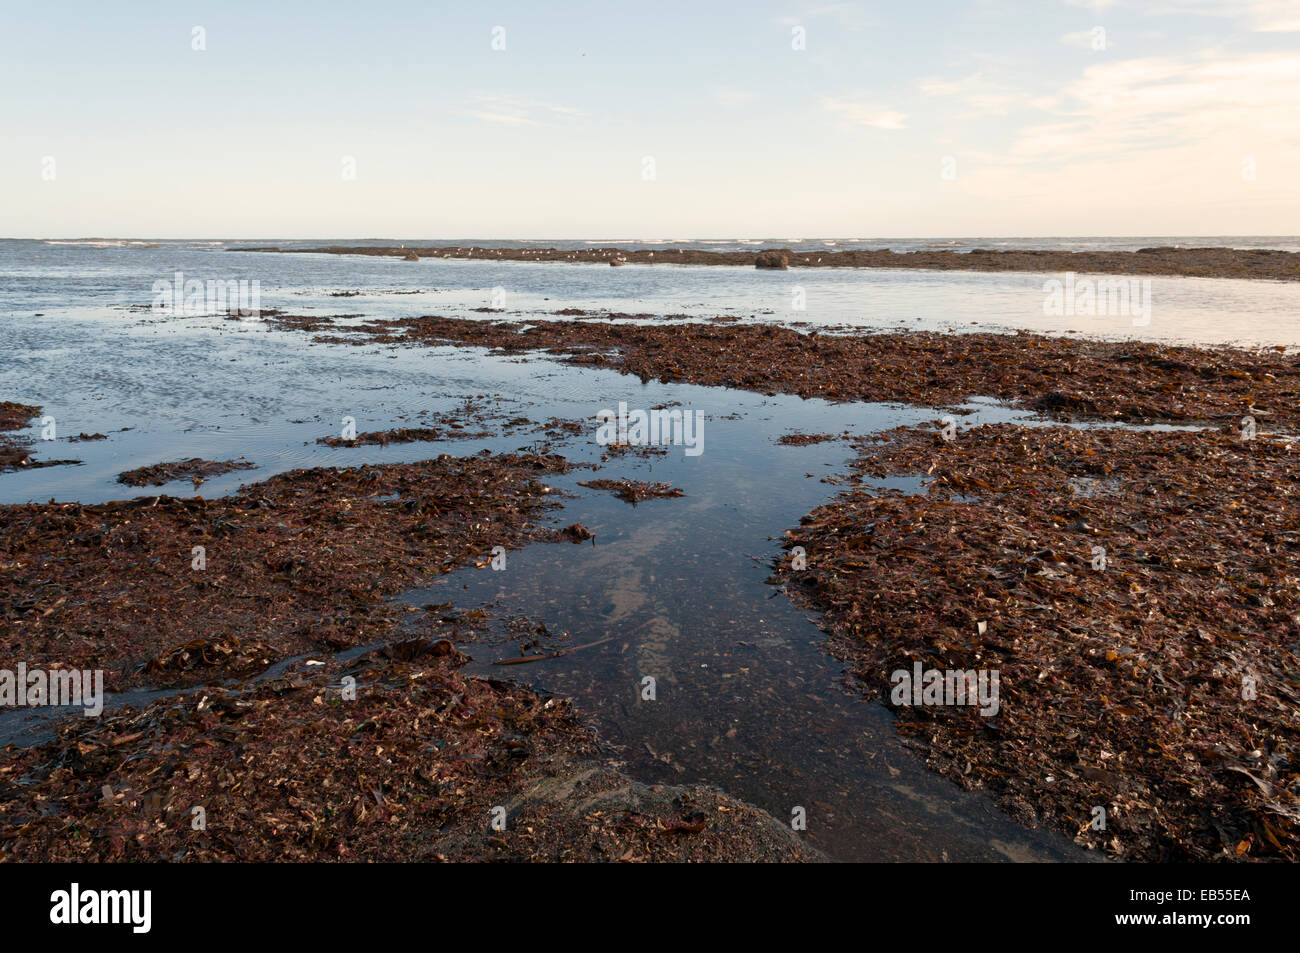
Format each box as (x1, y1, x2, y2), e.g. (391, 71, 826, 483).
(3, 237, 1299, 351)
(29, 235, 1300, 253)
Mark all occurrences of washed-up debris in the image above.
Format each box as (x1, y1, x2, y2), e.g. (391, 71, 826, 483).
(117, 457, 256, 487)
(294, 318, 1300, 428)
(0, 403, 40, 432)
(778, 432, 838, 446)
(318, 408, 499, 447)
(257, 310, 349, 332)
(557, 522, 595, 543)
(0, 403, 40, 472)
(600, 441, 668, 461)
(322, 427, 458, 447)
(544, 309, 692, 322)
(0, 648, 820, 862)
(578, 479, 684, 504)
(771, 422, 1300, 861)
(0, 402, 78, 472)
(532, 417, 585, 437)
(144, 634, 277, 677)
(492, 635, 614, 666)
(0, 453, 575, 692)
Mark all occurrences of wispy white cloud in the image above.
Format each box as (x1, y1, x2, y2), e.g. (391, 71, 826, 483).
(943, 48, 1300, 231)
(1008, 52, 1300, 162)
(772, 2, 874, 29)
(463, 94, 587, 127)
(919, 72, 1022, 116)
(1147, 1, 1300, 31)
(821, 96, 908, 129)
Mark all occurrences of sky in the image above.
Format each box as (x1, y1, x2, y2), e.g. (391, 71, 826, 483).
(2, 0, 1298, 238)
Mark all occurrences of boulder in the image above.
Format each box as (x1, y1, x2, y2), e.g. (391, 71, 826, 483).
(755, 250, 790, 270)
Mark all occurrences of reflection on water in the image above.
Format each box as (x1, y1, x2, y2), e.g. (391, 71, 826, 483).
(399, 398, 1088, 862)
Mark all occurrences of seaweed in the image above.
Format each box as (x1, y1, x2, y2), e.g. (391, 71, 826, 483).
(578, 479, 684, 504)
(117, 458, 256, 487)
(770, 422, 1300, 861)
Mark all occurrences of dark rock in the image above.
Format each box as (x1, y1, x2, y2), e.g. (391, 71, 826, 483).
(755, 250, 790, 270)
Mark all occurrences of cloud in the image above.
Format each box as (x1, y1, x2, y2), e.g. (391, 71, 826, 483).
(919, 72, 1022, 116)
(772, 2, 875, 29)
(1007, 52, 1300, 163)
(821, 97, 908, 129)
(464, 95, 587, 127)
(933, 48, 1300, 233)
(1148, 1, 1300, 31)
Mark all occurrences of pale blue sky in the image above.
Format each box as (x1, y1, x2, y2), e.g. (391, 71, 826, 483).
(2, 0, 1297, 237)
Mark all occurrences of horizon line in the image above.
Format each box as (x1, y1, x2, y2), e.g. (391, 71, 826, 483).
(6, 233, 1300, 243)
